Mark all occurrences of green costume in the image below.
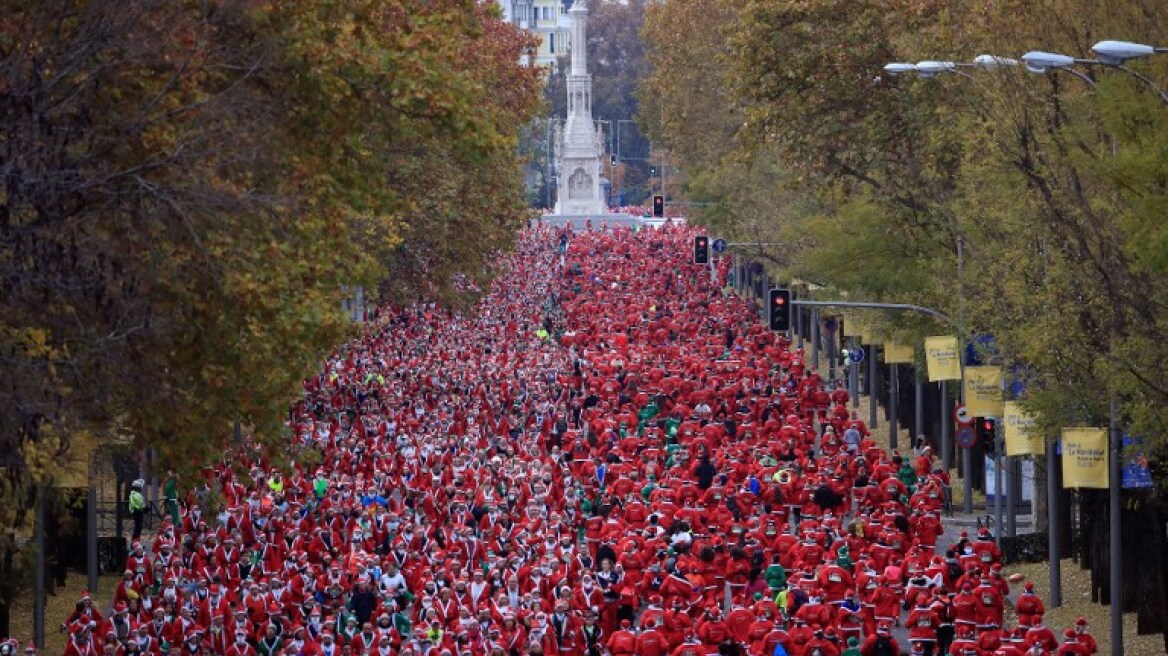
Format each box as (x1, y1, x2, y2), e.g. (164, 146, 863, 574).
(764, 563, 787, 591)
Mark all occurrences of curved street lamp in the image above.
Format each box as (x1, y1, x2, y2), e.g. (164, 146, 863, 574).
(972, 54, 1018, 71)
(884, 55, 1016, 80)
(883, 62, 918, 75)
(1024, 46, 1168, 105)
(1091, 40, 1168, 65)
(1020, 51, 1099, 86)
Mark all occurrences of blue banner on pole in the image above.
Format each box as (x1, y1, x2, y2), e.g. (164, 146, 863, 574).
(964, 334, 999, 366)
(1122, 435, 1153, 489)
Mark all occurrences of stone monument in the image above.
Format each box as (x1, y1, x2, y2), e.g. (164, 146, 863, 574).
(553, 1, 606, 216)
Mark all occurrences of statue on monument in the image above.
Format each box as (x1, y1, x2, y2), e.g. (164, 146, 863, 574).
(552, 1, 606, 216)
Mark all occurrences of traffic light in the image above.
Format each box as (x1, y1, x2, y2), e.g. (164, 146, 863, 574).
(693, 235, 709, 264)
(653, 195, 665, 217)
(977, 418, 997, 454)
(610, 155, 617, 167)
(650, 166, 657, 177)
(768, 288, 792, 332)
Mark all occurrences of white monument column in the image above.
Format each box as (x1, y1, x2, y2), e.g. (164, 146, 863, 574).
(554, 1, 606, 216)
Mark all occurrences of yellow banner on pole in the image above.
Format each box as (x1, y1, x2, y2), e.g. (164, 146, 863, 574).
(1004, 402, 1043, 456)
(857, 321, 872, 345)
(1061, 428, 1109, 489)
(924, 336, 961, 382)
(883, 342, 915, 364)
(963, 366, 1003, 417)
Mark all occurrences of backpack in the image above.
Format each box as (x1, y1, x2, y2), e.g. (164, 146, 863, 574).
(870, 636, 895, 656)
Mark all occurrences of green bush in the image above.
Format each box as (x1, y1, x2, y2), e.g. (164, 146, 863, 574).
(1001, 532, 1048, 564)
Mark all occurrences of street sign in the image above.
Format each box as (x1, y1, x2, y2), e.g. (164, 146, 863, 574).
(712, 238, 728, 254)
(954, 403, 972, 425)
(956, 427, 976, 449)
(848, 346, 865, 364)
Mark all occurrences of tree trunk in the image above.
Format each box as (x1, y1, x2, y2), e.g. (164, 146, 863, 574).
(0, 546, 12, 637)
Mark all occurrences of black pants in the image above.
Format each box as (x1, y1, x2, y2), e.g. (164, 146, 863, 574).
(131, 509, 145, 539)
(937, 625, 955, 656)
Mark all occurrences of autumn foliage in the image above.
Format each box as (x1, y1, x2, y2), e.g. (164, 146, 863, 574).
(0, 0, 541, 544)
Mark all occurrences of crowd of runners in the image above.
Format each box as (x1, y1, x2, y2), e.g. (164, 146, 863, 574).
(32, 224, 1101, 656)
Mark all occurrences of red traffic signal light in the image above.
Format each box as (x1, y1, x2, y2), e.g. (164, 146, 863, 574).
(693, 236, 709, 264)
(653, 195, 665, 217)
(768, 288, 792, 331)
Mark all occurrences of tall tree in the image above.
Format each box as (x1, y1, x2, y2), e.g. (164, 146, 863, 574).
(0, 0, 541, 634)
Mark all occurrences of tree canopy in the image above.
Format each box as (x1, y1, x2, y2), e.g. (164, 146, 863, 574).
(0, 0, 541, 558)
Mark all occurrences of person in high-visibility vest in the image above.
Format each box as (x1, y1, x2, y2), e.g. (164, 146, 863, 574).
(128, 479, 147, 540)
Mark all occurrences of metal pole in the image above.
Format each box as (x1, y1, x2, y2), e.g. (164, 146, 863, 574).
(849, 337, 858, 409)
(546, 118, 553, 208)
(957, 234, 971, 515)
(827, 319, 837, 382)
(811, 310, 820, 369)
(869, 347, 878, 430)
(1048, 441, 1062, 607)
(1009, 457, 1018, 534)
(87, 459, 99, 594)
(1007, 456, 1018, 537)
(34, 485, 45, 649)
(615, 121, 620, 205)
(957, 235, 966, 400)
(1110, 398, 1124, 656)
(889, 364, 899, 451)
(796, 304, 804, 349)
(963, 435, 974, 513)
(941, 382, 952, 470)
(914, 374, 924, 440)
(994, 429, 1004, 544)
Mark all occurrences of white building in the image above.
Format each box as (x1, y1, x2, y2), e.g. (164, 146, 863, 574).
(497, 0, 572, 70)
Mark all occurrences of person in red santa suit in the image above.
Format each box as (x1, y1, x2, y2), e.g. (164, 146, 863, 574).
(695, 606, 732, 649)
(868, 577, 901, 632)
(312, 631, 337, 656)
(787, 616, 815, 656)
(669, 632, 715, 656)
(637, 619, 671, 656)
(548, 600, 581, 655)
(973, 576, 1004, 630)
(1069, 617, 1096, 655)
(859, 623, 899, 656)
(204, 613, 232, 655)
(661, 598, 694, 651)
(803, 628, 842, 656)
(288, 625, 322, 656)
(904, 596, 938, 656)
(63, 626, 98, 656)
(225, 628, 255, 656)
(1023, 614, 1058, 654)
(99, 602, 138, 646)
(497, 613, 527, 655)
(945, 625, 980, 656)
(63, 593, 104, 635)
(179, 629, 208, 656)
(1013, 582, 1045, 630)
(606, 618, 638, 656)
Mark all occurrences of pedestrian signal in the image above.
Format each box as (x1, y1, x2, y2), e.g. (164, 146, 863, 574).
(977, 418, 997, 454)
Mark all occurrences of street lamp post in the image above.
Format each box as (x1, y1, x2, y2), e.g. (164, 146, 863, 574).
(1023, 45, 1168, 105)
(1092, 40, 1168, 105)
